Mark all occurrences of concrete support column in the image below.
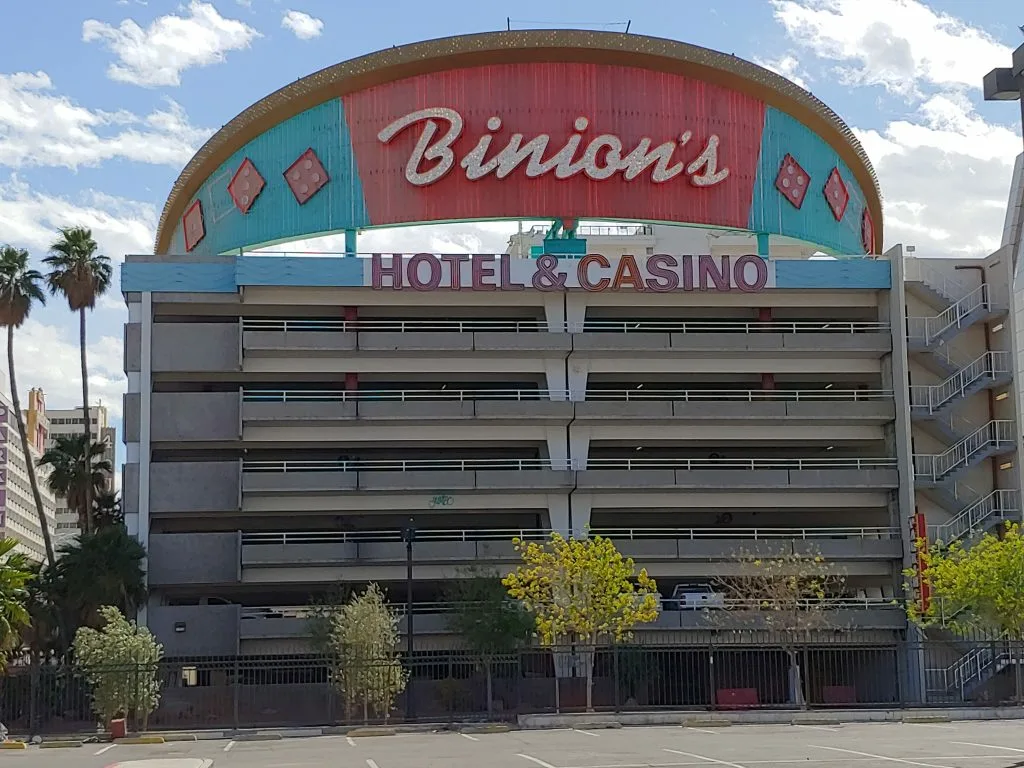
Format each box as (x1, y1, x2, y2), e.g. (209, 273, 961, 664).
(546, 493, 591, 539)
(565, 293, 587, 332)
(344, 306, 359, 391)
(759, 307, 775, 390)
(137, 292, 153, 627)
(568, 359, 589, 401)
(545, 427, 569, 470)
(344, 228, 357, 257)
(543, 293, 565, 332)
(544, 360, 568, 400)
(547, 494, 570, 537)
(569, 426, 591, 470)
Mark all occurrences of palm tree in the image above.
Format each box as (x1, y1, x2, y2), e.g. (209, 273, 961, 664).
(43, 227, 112, 535)
(93, 490, 123, 529)
(50, 527, 146, 628)
(37, 435, 112, 533)
(0, 245, 55, 566)
(0, 537, 34, 660)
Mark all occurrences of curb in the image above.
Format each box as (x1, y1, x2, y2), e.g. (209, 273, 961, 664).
(0, 742, 26, 750)
(40, 740, 84, 749)
(792, 718, 840, 726)
(347, 727, 398, 737)
(683, 719, 732, 728)
(164, 734, 199, 742)
(902, 714, 952, 724)
(575, 722, 622, 730)
(460, 723, 513, 734)
(235, 733, 284, 742)
(116, 735, 166, 745)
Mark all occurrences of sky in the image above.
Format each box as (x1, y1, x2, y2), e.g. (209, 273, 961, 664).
(0, 0, 1022, 483)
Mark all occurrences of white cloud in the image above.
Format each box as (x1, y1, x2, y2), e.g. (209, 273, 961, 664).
(0, 71, 211, 169)
(281, 10, 323, 40)
(0, 319, 125, 419)
(754, 54, 811, 90)
(83, 0, 261, 87)
(260, 221, 533, 256)
(768, 0, 1020, 257)
(770, 0, 1011, 98)
(0, 175, 156, 264)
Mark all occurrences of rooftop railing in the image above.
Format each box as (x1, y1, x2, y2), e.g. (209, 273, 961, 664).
(241, 457, 897, 473)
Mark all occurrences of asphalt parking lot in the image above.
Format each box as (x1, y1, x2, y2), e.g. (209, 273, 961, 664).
(7, 719, 1024, 768)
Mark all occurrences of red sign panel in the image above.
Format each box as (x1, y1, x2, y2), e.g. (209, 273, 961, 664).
(343, 62, 766, 228)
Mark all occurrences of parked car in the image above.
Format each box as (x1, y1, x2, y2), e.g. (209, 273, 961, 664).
(668, 583, 726, 610)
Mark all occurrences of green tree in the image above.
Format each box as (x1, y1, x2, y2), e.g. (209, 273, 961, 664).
(0, 537, 33, 661)
(306, 583, 352, 657)
(37, 434, 112, 533)
(0, 245, 54, 566)
(712, 548, 848, 707)
(92, 490, 124, 529)
(49, 526, 147, 629)
(43, 227, 112, 535)
(444, 568, 534, 715)
(74, 605, 163, 731)
(328, 583, 407, 722)
(503, 533, 660, 711)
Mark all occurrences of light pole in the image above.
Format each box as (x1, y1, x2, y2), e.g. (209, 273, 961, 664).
(983, 41, 1024, 148)
(403, 519, 416, 719)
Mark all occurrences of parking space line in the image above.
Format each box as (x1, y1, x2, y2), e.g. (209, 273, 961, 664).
(347, 737, 357, 746)
(575, 729, 600, 737)
(367, 760, 381, 768)
(810, 745, 954, 768)
(518, 753, 559, 768)
(94, 744, 116, 755)
(461, 733, 479, 741)
(793, 725, 838, 732)
(953, 742, 1024, 754)
(224, 740, 235, 752)
(665, 747, 748, 768)
(684, 727, 724, 735)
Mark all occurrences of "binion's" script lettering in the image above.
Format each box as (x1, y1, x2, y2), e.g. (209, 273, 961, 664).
(370, 253, 768, 293)
(377, 108, 730, 188)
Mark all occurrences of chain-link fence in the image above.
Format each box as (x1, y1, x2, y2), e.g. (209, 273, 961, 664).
(2, 641, 1022, 734)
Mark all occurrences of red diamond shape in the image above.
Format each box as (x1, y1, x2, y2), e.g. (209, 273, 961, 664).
(182, 200, 205, 251)
(775, 154, 809, 209)
(228, 158, 265, 214)
(824, 168, 850, 221)
(861, 208, 875, 254)
(284, 148, 329, 205)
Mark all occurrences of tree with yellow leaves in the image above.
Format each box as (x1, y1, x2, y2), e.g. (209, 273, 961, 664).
(502, 533, 660, 711)
(712, 547, 848, 707)
(907, 524, 1024, 701)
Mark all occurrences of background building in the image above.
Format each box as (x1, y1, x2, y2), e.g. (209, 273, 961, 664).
(46, 404, 116, 541)
(0, 388, 58, 563)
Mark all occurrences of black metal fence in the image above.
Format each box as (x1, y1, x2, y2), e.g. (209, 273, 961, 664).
(2, 641, 1022, 734)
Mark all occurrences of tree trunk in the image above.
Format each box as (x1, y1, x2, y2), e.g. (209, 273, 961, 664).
(79, 308, 92, 536)
(786, 648, 805, 708)
(8, 325, 56, 566)
(585, 659, 594, 712)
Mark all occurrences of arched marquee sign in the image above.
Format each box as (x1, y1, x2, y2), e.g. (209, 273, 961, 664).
(156, 31, 882, 257)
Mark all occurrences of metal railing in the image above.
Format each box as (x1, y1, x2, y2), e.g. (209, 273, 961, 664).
(242, 318, 889, 335)
(909, 351, 1011, 414)
(914, 420, 1016, 482)
(910, 263, 973, 303)
(242, 458, 566, 473)
(525, 224, 654, 237)
(583, 457, 897, 471)
(572, 320, 888, 334)
(928, 489, 1021, 544)
(241, 387, 894, 404)
(241, 526, 900, 547)
(242, 457, 897, 473)
(907, 285, 991, 345)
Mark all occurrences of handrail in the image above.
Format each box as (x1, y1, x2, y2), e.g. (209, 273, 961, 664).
(240, 526, 901, 546)
(929, 489, 1021, 543)
(911, 263, 973, 302)
(243, 458, 567, 472)
(525, 224, 655, 237)
(914, 420, 1016, 481)
(909, 351, 1011, 413)
(571, 320, 888, 334)
(907, 284, 990, 344)
(241, 457, 898, 472)
(583, 457, 897, 470)
(240, 387, 894, 404)
(241, 318, 889, 334)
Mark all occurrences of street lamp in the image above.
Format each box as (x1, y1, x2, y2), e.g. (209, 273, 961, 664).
(983, 42, 1024, 148)
(402, 519, 416, 719)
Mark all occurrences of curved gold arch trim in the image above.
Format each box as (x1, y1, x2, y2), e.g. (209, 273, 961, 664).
(156, 29, 883, 254)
